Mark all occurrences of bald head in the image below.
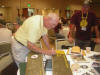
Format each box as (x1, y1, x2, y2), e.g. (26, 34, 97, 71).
(47, 13, 59, 21)
(44, 13, 59, 30)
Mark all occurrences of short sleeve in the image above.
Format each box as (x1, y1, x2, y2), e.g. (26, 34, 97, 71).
(71, 13, 77, 25)
(41, 27, 48, 36)
(91, 13, 97, 26)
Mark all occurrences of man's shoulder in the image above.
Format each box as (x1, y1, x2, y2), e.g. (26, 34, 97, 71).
(88, 11, 96, 16)
(24, 15, 42, 22)
(73, 11, 81, 17)
(29, 15, 42, 19)
(74, 10, 81, 14)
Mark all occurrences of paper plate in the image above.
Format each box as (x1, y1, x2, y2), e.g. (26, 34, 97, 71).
(31, 55, 38, 59)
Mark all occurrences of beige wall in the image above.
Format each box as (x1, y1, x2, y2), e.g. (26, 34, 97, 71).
(0, 0, 100, 23)
(0, 8, 7, 19)
(0, 7, 11, 22)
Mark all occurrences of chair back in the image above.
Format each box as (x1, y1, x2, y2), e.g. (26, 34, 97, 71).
(0, 42, 11, 58)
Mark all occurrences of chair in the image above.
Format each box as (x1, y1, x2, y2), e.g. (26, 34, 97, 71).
(0, 42, 13, 72)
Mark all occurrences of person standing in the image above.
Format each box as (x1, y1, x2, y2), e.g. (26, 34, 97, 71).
(68, 3, 100, 50)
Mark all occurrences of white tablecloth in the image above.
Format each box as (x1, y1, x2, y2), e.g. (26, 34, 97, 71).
(64, 50, 100, 75)
(17, 50, 100, 75)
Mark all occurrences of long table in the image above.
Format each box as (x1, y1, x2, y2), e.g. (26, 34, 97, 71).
(25, 52, 73, 75)
(19, 50, 100, 75)
(52, 55, 72, 75)
(25, 52, 44, 75)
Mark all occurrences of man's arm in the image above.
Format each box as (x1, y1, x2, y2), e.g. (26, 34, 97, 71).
(42, 34, 51, 49)
(68, 24, 76, 43)
(27, 41, 56, 55)
(94, 25, 100, 43)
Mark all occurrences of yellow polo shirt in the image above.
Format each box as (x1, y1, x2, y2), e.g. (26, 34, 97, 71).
(15, 15, 47, 46)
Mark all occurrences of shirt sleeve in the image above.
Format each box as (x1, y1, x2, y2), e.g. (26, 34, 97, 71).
(42, 28, 48, 36)
(91, 12, 98, 26)
(70, 13, 77, 25)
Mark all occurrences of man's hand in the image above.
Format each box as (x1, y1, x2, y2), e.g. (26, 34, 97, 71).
(44, 49, 56, 55)
(95, 38, 100, 44)
(68, 37, 74, 43)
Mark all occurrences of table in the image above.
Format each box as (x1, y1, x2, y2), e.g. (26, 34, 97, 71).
(25, 52, 72, 75)
(18, 50, 100, 75)
(25, 52, 44, 75)
(65, 49, 100, 75)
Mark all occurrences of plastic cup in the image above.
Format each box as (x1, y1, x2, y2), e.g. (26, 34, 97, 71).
(86, 47, 91, 53)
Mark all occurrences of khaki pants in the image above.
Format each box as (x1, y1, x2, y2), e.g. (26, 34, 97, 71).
(11, 37, 30, 67)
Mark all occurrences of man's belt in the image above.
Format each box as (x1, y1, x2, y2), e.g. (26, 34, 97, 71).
(14, 37, 24, 46)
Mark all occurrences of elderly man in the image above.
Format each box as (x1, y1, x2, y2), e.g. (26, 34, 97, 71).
(12, 13, 59, 67)
(68, 3, 100, 50)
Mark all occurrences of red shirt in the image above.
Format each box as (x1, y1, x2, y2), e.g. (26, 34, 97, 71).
(71, 11, 97, 41)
